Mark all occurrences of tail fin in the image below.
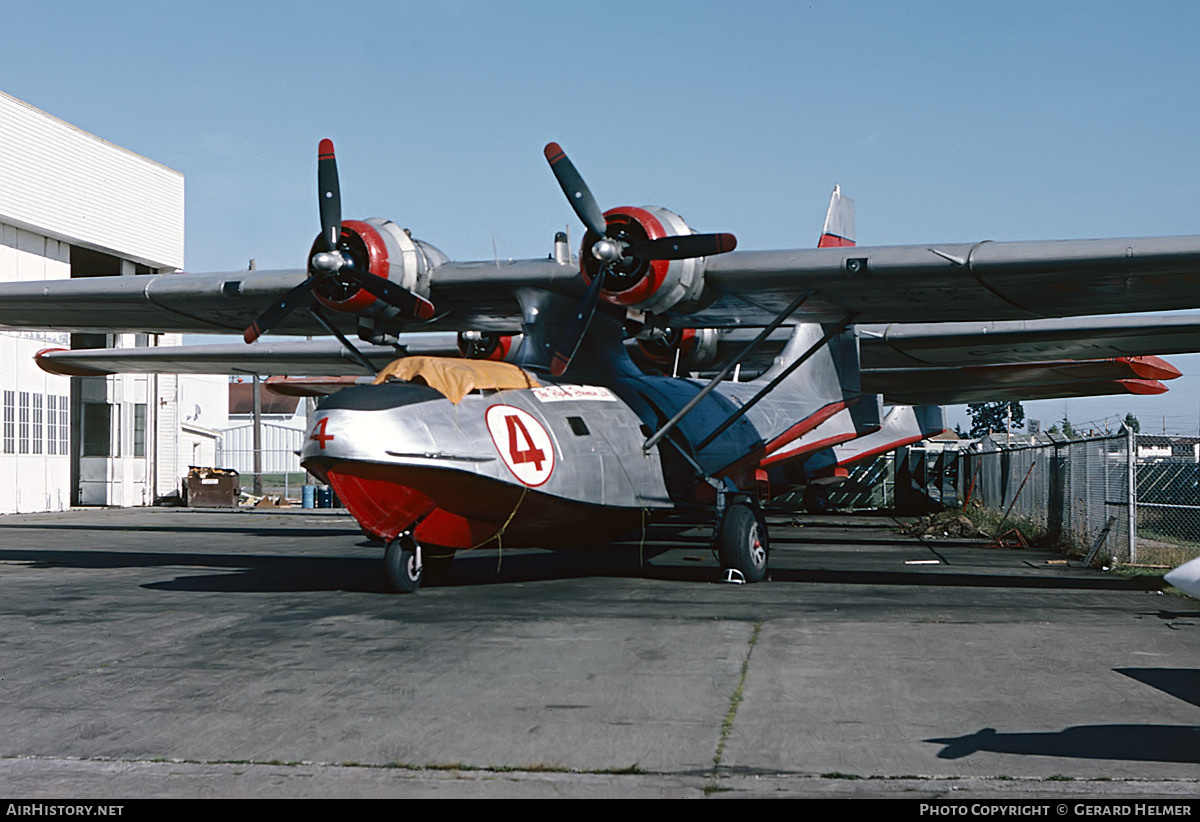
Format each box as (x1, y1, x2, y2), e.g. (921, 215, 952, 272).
(818, 184, 855, 248)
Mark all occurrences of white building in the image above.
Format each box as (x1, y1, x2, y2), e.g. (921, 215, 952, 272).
(0, 90, 204, 510)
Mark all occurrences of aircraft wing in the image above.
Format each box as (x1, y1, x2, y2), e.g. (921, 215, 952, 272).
(4, 237, 1200, 338)
(0, 260, 578, 337)
(33, 336, 455, 378)
(696, 236, 1200, 325)
(857, 314, 1200, 369)
(862, 358, 1176, 406)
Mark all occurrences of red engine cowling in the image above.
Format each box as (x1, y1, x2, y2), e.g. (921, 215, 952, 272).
(307, 218, 443, 322)
(635, 327, 720, 372)
(457, 331, 518, 361)
(580, 206, 709, 315)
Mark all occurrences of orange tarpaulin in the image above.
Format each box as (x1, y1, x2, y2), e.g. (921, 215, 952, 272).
(373, 356, 541, 404)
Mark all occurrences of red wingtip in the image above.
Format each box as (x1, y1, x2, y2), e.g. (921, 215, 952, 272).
(318, 138, 335, 159)
(544, 142, 564, 163)
(34, 348, 110, 377)
(1123, 355, 1182, 381)
(1120, 379, 1168, 395)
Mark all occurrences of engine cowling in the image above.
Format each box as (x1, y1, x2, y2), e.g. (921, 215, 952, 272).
(307, 218, 444, 322)
(634, 327, 720, 372)
(580, 206, 709, 315)
(457, 331, 518, 361)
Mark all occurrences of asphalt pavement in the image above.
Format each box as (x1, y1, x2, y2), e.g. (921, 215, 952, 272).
(0, 507, 1197, 799)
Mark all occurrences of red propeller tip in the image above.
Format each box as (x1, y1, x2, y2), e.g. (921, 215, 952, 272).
(318, 138, 335, 159)
(243, 325, 261, 344)
(544, 142, 565, 163)
(413, 296, 436, 321)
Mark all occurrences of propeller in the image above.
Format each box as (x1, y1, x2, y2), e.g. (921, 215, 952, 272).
(543, 142, 736, 376)
(243, 139, 433, 344)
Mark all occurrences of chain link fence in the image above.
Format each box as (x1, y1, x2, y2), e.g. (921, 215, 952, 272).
(1135, 458, 1200, 565)
(959, 432, 1136, 563)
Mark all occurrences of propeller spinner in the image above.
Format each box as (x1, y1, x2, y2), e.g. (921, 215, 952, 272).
(543, 142, 736, 375)
(243, 140, 434, 344)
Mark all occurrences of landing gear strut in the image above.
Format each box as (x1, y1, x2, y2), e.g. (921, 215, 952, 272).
(715, 498, 769, 583)
(384, 532, 423, 593)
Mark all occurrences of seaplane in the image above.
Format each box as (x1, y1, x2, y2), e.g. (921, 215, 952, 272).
(15, 140, 1200, 592)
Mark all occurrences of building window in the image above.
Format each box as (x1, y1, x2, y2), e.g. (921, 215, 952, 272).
(133, 403, 146, 457)
(3, 391, 13, 454)
(47, 395, 56, 455)
(18, 392, 29, 454)
(82, 402, 117, 457)
(31, 394, 42, 455)
(59, 395, 69, 456)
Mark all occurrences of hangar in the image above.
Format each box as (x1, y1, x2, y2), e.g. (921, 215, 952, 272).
(0, 90, 220, 511)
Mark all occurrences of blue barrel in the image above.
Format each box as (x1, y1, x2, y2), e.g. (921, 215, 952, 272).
(302, 485, 315, 509)
(317, 486, 332, 508)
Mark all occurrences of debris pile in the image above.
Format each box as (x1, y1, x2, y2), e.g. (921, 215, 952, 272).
(900, 510, 989, 539)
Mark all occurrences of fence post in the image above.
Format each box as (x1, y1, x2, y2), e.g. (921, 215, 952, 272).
(1127, 424, 1137, 564)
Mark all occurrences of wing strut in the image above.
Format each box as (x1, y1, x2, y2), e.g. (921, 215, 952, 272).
(642, 292, 813, 453)
(695, 313, 858, 452)
(308, 308, 380, 376)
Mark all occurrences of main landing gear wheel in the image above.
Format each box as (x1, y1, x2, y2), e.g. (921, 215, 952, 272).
(384, 533, 423, 593)
(716, 500, 769, 583)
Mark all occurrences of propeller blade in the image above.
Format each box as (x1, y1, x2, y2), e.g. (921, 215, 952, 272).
(544, 142, 608, 238)
(339, 269, 436, 321)
(549, 266, 607, 377)
(625, 232, 737, 261)
(244, 280, 317, 343)
(318, 138, 342, 252)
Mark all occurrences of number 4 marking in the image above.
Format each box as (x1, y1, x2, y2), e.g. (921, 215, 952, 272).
(506, 414, 545, 470)
(310, 417, 335, 449)
(485, 404, 555, 486)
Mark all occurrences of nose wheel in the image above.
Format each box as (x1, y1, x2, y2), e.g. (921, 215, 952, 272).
(384, 532, 423, 593)
(715, 498, 769, 583)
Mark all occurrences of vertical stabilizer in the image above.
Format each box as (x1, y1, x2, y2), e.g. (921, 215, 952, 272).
(818, 185, 856, 248)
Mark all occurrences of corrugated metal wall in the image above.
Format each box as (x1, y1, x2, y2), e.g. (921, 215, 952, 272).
(218, 423, 304, 474)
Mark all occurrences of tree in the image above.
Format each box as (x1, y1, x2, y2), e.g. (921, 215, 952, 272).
(966, 401, 1025, 439)
(1058, 414, 1078, 439)
(1124, 412, 1141, 433)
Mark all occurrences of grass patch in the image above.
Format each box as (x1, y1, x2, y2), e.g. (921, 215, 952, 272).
(713, 620, 762, 769)
(1127, 535, 1200, 568)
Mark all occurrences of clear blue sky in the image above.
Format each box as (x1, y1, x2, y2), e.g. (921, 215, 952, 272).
(3, 1, 1200, 433)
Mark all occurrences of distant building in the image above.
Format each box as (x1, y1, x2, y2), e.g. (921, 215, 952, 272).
(1171, 437, 1200, 463)
(1135, 435, 1174, 461)
(218, 381, 307, 476)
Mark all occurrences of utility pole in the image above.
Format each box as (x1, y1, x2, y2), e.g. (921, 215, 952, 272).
(252, 375, 263, 497)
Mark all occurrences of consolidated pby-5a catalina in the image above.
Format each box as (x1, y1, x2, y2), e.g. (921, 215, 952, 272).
(12, 140, 1200, 592)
